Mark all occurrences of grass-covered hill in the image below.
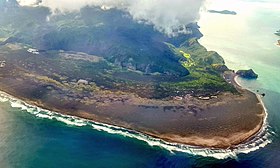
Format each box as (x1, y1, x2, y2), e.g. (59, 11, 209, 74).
(0, 2, 235, 99)
(0, 2, 203, 76)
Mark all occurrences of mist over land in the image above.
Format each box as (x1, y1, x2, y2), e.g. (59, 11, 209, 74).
(16, 0, 206, 36)
(0, 0, 266, 149)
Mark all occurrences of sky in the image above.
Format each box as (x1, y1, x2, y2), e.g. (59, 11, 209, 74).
(16, 0, 206, 36)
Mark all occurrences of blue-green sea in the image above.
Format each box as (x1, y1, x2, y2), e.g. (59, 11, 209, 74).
(1, 0, 280, 167)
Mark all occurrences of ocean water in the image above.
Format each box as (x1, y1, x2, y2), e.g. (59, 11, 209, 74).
(0, 0, 280, 167)
(198, 0, 280, 167)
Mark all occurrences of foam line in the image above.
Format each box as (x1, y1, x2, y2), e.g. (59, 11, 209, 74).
(0, 91, 273, 160)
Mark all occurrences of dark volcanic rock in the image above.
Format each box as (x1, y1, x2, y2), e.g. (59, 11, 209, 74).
(236, 69, 258, 79)
(275, 30, 280, 36)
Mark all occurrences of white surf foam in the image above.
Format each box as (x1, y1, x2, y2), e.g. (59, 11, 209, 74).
(0, 90, 273, 160)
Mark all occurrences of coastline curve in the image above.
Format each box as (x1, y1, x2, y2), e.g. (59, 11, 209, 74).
(0, 90, 273, 160)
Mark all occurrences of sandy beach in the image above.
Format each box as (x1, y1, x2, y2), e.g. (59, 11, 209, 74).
(0, 74, 266, 148)
(0, 44, 266, 149)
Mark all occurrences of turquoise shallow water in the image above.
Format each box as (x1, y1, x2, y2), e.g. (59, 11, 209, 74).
(0, 0, 280, 167)
(198, 0, 280, 167)
(199, 0, 280, 136)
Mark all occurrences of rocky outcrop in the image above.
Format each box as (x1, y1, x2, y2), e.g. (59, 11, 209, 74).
(274, 30, 280, 36)
(236, 69, 258, 79)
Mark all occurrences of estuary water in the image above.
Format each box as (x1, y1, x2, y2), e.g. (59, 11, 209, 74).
(0, 0, 280, 167)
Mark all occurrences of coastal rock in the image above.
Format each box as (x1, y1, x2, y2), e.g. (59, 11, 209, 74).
(236, 69, 258, 79)
(275, 30, 280, 36)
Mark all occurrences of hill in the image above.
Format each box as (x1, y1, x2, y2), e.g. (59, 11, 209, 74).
(0, 4, 235, 98)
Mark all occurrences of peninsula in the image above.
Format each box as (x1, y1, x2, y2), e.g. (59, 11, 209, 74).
(208, 10, 237, 15)
(0, 4, 265, 148)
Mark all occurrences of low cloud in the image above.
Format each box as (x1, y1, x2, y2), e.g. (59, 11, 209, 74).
(17, 0, 206, 36)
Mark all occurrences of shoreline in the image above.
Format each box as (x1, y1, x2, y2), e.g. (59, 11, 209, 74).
(0, 43, 267, 149)
(0, 90, 272, 160)
(0, 87, 269, 154)
(234, 76, 268, 144)
(0, 77, 267, 149)
(234, 76, 242, 87)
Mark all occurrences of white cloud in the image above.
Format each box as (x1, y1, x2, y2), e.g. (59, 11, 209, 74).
(17, 0, 206, 36)
(17, 0, 38, 6)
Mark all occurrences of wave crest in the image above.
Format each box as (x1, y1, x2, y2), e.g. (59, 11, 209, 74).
(0, 91, 273, 160)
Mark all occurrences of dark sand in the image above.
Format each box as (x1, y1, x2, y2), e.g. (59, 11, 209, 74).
(0, 76, 265, 148)
(0, 47, 265, 148)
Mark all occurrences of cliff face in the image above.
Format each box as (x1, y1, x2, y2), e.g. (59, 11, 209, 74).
(236, 69, 258, 79)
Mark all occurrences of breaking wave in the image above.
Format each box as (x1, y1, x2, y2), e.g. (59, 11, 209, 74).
(0, 91, 274, 160)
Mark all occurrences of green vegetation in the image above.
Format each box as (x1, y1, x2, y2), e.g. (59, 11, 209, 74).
(161, 72, 236, 95)
(179, 50, 196, 68)
(0, 4, 236, 99)
(158, 38, 235, 97)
